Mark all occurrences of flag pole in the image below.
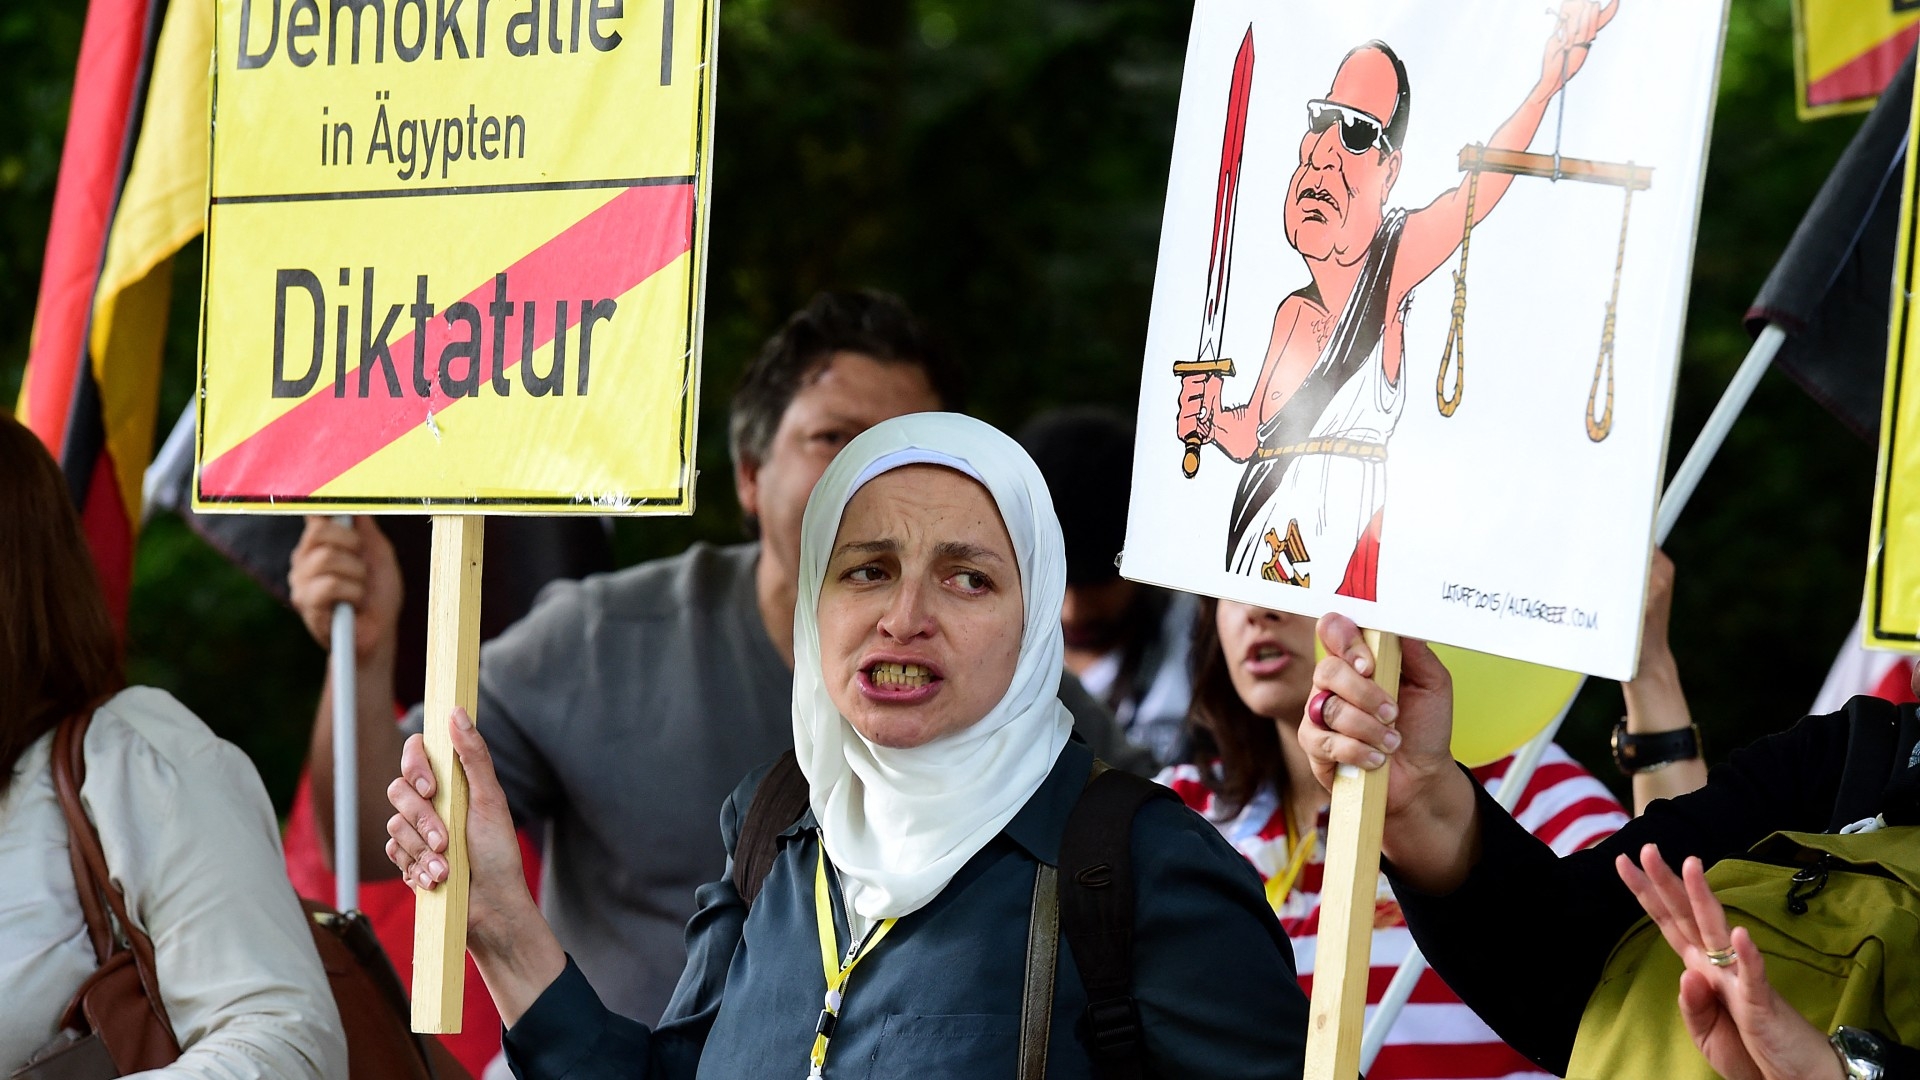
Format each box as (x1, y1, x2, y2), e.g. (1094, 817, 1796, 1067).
(1357, 323, 1787, 1072)
(329, 514, 359, 916)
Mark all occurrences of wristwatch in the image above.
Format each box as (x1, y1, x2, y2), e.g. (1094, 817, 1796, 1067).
(1610, 718, 1701, 776)
(1831, 1026, 1890, 1080)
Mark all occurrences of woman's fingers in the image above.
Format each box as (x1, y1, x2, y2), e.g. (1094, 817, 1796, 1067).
(1616, 850, 1698, 963)
(448, 707, 507, 818)
(1640, 845, 1707, 954)
(384, 837, 433, 890)
(1724, 927, 1777, 1017)
(1675, 969, 1727, 1042)
(1313, 652, 1398, 723)
(1312, 662, 1402, 749)
(400, 732, 437, 800)
(1300, 619, 1417, 775)
(1397, 638, 1449, 695)
(1315, 612, 1375, 678)
(385, 815, 446, 889)
(1682, 856, 1735, 955)
(386, 774, 448, 870)
(387, 732, 450, 888)
(1302, 722, 1391, 772)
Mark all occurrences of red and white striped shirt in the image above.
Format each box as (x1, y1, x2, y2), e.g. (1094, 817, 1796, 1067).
(1158, 744, 1627, 1080)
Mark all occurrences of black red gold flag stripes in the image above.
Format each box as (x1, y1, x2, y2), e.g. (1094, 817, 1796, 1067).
(18, 0, 209, 626)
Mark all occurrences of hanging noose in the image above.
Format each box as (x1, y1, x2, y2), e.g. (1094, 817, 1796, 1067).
(1586, 183, 1633, 442)
(1436, 164, 1479, 417)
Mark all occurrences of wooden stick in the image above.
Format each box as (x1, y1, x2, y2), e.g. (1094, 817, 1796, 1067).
(1303, 629, 1403, 1080)
(412, 515, 485, 1033)
(1457, 145, 1652, 190)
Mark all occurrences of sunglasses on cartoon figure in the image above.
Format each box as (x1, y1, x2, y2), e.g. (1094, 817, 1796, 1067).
(1306, 99, 1394, 156)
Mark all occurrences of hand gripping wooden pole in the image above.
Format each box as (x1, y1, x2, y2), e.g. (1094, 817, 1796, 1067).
(412, 516, 485, 1033)
(1304, 630, 1402, 1080)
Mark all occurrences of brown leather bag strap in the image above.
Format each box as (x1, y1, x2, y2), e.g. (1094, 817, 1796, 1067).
(731, 751, 810, 906)
(1018, 862, 1060, 1080)
(50, 708, 177, 1035)
(52, 713, 113, 964)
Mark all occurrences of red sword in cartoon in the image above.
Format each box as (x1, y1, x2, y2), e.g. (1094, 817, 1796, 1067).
(1176, 25, 1255, 479)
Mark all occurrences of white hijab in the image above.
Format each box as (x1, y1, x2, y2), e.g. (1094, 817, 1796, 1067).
(791, 412, 1074, 923)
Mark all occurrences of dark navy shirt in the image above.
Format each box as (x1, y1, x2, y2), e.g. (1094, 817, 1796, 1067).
(505, 740, 1308, 1078)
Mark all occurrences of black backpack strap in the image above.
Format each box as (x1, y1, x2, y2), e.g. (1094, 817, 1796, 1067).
(729, 750, 810, 905)
(1828, 695, 1903, 831)
(1058, 760, 1180, 1079)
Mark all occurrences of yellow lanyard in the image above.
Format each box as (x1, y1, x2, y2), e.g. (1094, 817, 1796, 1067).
(809, 846, 897, 1078)
(1264, 811, 1317, 914)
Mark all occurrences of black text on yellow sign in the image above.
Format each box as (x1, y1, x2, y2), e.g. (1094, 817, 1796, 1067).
(196, 0, 716, 513)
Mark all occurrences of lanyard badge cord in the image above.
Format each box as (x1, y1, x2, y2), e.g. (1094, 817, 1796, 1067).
(809, 846, 897, 1078)
(1264, 812, 1317, 914)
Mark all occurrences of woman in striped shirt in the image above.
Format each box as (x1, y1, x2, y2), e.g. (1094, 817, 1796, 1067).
(1157, 598, 1628, 1080)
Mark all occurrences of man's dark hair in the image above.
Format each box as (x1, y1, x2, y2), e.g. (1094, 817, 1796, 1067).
(1348, 39, 1412, 157)
(727, 289, 963, 472)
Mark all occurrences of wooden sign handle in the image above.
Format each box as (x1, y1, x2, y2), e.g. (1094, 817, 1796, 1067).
(1304, 629, 1402, 1080)
(412, 516, 485, 1033)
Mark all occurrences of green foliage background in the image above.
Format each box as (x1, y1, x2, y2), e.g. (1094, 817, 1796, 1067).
(0, 0, 1882, 811)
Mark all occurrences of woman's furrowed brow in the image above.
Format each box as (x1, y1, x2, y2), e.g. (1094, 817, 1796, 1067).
(832, 539, 896, 561)
(830, 538, 1005, 564)
(935, 541, 1006, 565)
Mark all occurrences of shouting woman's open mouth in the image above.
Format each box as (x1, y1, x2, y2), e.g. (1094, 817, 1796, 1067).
(857, 656, 946, 703)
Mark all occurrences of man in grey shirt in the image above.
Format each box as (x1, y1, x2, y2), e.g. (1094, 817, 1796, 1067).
(290, 290, 1151, 1023)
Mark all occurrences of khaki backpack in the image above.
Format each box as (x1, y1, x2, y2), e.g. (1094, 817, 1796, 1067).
(1568, 697, 1920, 1080)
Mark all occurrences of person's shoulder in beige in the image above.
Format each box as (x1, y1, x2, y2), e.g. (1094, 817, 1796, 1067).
(0, 412, 346, 1080)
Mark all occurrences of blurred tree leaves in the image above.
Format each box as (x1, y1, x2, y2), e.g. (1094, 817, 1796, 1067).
(0, 0, 1892, 808)
(0, 2, 82, 407)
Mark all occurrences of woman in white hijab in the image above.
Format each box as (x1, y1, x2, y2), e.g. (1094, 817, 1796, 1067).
(385, 412, 1307, 1078)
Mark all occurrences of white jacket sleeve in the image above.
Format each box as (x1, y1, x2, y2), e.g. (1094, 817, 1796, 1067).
(81, 688, 347, 1080)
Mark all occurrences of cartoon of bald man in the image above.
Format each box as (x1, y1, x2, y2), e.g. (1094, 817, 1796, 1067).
(1177, 1, 1614, 598)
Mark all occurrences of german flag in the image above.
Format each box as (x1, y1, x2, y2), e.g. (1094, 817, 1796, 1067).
(16, 0, 209, 627)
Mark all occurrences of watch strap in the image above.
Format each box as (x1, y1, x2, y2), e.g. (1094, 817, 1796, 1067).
(1832, 1026, 1891, 1080)
(1611, 719, 1701, 776)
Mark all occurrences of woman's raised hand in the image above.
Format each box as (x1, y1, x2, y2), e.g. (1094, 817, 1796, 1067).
(1616, 846, 1844, 1080)
(1299, 613, 1482, 892)
(386, 709, 564, 1024)
(1301, 614, 1457, 813)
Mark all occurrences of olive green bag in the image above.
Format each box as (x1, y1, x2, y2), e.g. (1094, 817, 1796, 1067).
(1565, 826, 1920, 1080)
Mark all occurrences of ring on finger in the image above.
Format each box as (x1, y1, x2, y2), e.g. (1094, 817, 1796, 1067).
(1307, 689, 1334, 729)
(1706, 946, 1736, 968)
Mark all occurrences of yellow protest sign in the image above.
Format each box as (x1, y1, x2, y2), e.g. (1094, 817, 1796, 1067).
(1793, 0, 1920, 120)
(195, 0, 715, 513)
(1869, 75, 1920, 650)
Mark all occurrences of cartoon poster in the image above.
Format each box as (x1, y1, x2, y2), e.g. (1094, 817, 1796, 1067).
(1122, 0, 1726, 680)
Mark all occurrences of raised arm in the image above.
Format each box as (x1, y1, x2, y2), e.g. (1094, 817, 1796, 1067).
(1620, 550, 1706, 813)
(1394, 0, 1618, 293)
(389, 710, 564, 1027)
(290, 515, 410, 882)
(393, 711, 725, 1079)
